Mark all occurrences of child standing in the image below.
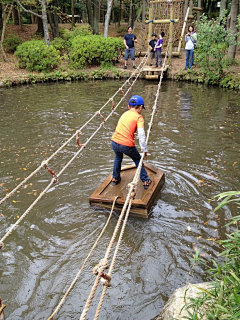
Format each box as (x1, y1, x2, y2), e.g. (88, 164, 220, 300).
(148, 33, 157, 66)
(154, 32, 165, 67)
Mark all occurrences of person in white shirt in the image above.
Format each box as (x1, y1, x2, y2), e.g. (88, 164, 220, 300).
(184, 25, 197, 69)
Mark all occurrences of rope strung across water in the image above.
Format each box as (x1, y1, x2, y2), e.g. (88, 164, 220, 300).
(0, 51, 150, 249)
(0, 55, 148, 206)
(47, 196, 119, 320)
(79, 183, 136, 320)
(80, 43, 170, 320)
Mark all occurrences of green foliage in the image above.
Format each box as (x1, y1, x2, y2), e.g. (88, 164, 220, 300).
(183, 191, 240, 319)
(15, 40, 60, 72)
(51, 37, 67, 55)
(116, 26, 127, 36)
(196, 14, 239, 80)
(3, 33, 23, 53)
(69, 35, 124, 69)
(59, 24, 92, 41)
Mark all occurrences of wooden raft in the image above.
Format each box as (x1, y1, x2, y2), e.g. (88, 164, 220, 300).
(89, 163, 165, 218)
(142, 64, 169, 80)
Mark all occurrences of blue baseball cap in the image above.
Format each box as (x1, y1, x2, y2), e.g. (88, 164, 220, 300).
(129, 95, 145, 109)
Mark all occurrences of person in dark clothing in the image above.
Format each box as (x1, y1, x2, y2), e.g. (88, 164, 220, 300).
(123, 26, 137, 69)
(148, 33, 157, 66)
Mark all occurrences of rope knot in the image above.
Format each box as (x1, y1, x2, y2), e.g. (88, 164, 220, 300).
(93, 259, 109, 276)
(101, 274, 112, 287)
(128, 182, 136, 189)
(0, 241, 4, 250)
(41, 160, 48, 168)
(76, 130, 83, 148)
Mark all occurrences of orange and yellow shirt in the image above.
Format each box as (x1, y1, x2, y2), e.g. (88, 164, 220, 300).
(111, 109, 144, 147)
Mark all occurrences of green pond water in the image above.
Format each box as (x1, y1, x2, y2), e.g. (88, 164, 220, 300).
(0, 80, 239, 319)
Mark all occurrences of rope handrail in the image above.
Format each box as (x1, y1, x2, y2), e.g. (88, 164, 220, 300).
(0, 53, 149, 206)
(0, 51, 150, 250)
(80, 42, 170, 320)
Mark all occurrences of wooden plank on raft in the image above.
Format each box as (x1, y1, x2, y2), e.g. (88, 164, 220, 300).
(89, 163, 165, 218)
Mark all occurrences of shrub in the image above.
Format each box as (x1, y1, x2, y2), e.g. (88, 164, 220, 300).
(69, 35, 124, 69)
(52, 37, 67, 55)
(15, 40, 60, 72)
(3, 33, 23, 53)
(59, 24, 92, 41)
(196, 14, 239, 81)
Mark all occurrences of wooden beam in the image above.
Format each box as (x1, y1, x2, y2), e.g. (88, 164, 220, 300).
(148, 6, 153, 40)
(146, 19, 179, 24)
(178, 6, 189, 53)
(193, 6, 203, 11)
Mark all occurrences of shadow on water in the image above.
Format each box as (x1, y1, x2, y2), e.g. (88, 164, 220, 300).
(0, 80, 239, 319)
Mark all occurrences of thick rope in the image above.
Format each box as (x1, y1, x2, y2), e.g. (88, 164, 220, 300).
(0, 53, 149, 206)
(47, 196, 119, 320)
(83, 43, 171, 320)
(0, 52, 149, 249)
(93, 199, 133, 320)
(79, 183, 136, 320)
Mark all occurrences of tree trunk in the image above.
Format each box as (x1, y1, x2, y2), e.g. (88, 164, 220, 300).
(71, 0, 75, 27)
(129, 0, 133, 26)
(85, 0, 94, 28)
(36, 16, 44, 36)
(0, 3, 3, 32)
(82, 3, 86, 23)
(227, 0, 239, 59)
(48, 0, 59, 38)
(0, 4, 13, 61)
(30, 6, 35, 24)
(93, 0, 99, 34)
(12, 5, 19, 25)
(104, 0, 113, 37)
(41, 0, 50, 45)
(220, 0, 227, 17)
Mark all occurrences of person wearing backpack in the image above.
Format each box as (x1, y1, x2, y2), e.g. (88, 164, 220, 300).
(184, 25, 197, 69)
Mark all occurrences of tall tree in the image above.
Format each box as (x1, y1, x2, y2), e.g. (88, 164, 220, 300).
(104, 0, 113, 37)
(71, 0, 75, 27)
(85, 0, 99, 34)
(227, 0, 239, 59)
(0, 3, 13, 61)
(16, 0, 50, 45)
(48, 0, 59, 38)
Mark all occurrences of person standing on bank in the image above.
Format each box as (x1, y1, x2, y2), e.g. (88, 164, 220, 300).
(154, 32, 165, 67)
(184, 25, 197, 69)
(123, 26, 137, 69)
(148, 33, 157, 66)
(111, 95, 152, 189)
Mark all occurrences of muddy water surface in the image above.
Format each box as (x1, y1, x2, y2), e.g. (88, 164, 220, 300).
(0, 80, 239, 319)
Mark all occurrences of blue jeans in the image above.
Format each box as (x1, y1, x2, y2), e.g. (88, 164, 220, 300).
(186, 49, 194, 68)
(111, 141, 149, 182)
(124, 47, 135, 60)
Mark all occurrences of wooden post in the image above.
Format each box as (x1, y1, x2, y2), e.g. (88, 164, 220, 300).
(168, 3, 174, 65)
(197, 0, 201, 21)
(177, 6, 189, 53)
(142, 0, 146, 23)
(148, 6, 153, 40)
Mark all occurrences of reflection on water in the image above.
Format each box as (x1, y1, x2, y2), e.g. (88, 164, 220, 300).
(0, 81, 239, 319)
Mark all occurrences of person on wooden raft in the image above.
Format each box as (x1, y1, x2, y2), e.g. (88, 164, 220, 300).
(111, 95, 152, 189)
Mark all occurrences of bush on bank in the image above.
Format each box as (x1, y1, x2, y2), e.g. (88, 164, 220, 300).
(15, 40, 61, 72)
(14, 24, 124, 72)
(68, 35, 124, 69)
